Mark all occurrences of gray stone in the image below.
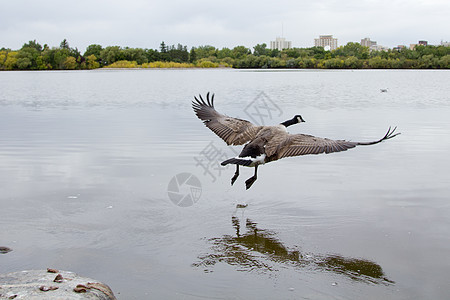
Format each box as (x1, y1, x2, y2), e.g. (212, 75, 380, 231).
(0, 270, 116, 299)
(0, 247, 12, 254)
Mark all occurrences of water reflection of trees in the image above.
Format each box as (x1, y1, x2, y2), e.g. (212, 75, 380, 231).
(193, 216, 394, 285)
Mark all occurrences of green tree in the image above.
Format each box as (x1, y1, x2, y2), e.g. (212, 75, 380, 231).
(253, 43, 269, 56)
(70, 47, 81, 63)
(100, 46, 124, 64)
(16, 57, 31, 69)
(63, 56, 77, 69)
(166, 44, 189, 62)
(311, 46, 326, 59)
(35, 55, 48, 70)
(399, 47, 418, 60)
(344, 56, 362, 69)
(189, 47, 197, 63)
(434, 45, 450, 57)
(159, 42, 169, 61)
(323, 57, 345, 69)
(295, 57, 316, 69)
(84, 44, 103, 58)
(53, 48, 71, 69)
(160, 41, 167, 53)
(193, 45, 217, 59)
(40, 48, 58, 69)
(86, 54, 100, 69)
(60, 39, 70, 49)
(333, 42, 369, 59)
(283, 48, 301, 58)
(419, 54, 439, 68)
(368, 56, 390, 69)
(123, 47, 148, 64)
(217, 48, 232, 59)
(232, 46, 251, 59)
(3, 51, 18, 69)
(0, 50, 7, 69)
(267, 48, 280, 57)
(145, 49, 160, 62)
(16, 47, 41, 69)
(438, 55, 450, 68)
(286, 58, 297, 68)
(22, 40, 42, 52)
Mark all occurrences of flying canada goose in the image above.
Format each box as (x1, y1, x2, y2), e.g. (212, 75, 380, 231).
(192, 93, 400, 190)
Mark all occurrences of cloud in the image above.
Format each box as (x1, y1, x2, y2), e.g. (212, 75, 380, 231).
(1, 0, 448, 51)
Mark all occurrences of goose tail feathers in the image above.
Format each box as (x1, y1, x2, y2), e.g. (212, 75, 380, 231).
(221, 158, 253, 167)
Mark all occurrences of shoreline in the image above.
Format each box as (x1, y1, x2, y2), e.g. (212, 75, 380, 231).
(1, 67, 449, 71)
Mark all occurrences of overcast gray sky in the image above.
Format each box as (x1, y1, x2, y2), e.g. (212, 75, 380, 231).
(1, 0, 448, 52)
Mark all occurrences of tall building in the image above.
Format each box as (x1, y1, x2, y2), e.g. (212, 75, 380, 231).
(314, 35, 338, 50)
(270, 37, 292, 51)
(360, 37, 387, 51)
(361, 37, 377, 48)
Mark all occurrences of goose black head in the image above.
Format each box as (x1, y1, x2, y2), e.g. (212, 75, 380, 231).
(281, 115, 305, 127)
(294, 115, 305, 123)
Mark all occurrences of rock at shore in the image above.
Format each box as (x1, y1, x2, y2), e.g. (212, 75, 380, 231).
(0, 269, 116, 299)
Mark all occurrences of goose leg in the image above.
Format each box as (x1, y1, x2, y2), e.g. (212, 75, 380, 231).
(231, 165, 240, 185)
(245, 165, 258, 190)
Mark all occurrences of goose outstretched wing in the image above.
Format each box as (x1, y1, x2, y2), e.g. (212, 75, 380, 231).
(267, 127, 400, 160)
(192, 93, 262, 145)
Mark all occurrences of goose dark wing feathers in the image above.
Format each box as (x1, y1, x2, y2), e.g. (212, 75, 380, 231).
(192, 93, 261, 145)
(271, 127, 400, 160)
(274, 134, 358, 159)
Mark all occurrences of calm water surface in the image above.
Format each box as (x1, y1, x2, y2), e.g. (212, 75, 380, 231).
(0, 69, 449, 299)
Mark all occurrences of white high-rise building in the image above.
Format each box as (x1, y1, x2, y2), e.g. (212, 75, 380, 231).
(314, 35, 338, 50)
(270, 37, 292, 51)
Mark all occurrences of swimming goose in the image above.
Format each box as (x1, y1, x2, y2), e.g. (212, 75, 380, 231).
(192, 93, 400, 190)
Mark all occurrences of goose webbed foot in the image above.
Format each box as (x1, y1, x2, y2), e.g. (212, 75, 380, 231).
(231, 165, 239, 185)
(245, 176, 257, 190)
(245, 165, 258, 190)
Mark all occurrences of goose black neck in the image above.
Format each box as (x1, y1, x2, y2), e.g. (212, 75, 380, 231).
(281, 118, 298, 127)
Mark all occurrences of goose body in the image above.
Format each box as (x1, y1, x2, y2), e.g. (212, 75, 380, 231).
(192, 93, 399, 189)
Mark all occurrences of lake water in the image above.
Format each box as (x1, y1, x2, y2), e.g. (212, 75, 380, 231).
(0, 69, 449, 299)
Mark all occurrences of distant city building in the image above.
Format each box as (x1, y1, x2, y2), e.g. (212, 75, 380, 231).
(441, 40, 450, 47)
(361, 37, 377, 48)
(409, 40, 428, 50)
(314, 35, 338, 50)
(270, 37, 292, 51)
(372, 45, 390, 51)
(360, 37, 389, 51)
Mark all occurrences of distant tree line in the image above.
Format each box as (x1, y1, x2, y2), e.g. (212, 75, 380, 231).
(1, 39, 449, 70)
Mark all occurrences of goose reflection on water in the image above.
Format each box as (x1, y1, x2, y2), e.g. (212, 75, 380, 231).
(193, 216, 394, 285)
